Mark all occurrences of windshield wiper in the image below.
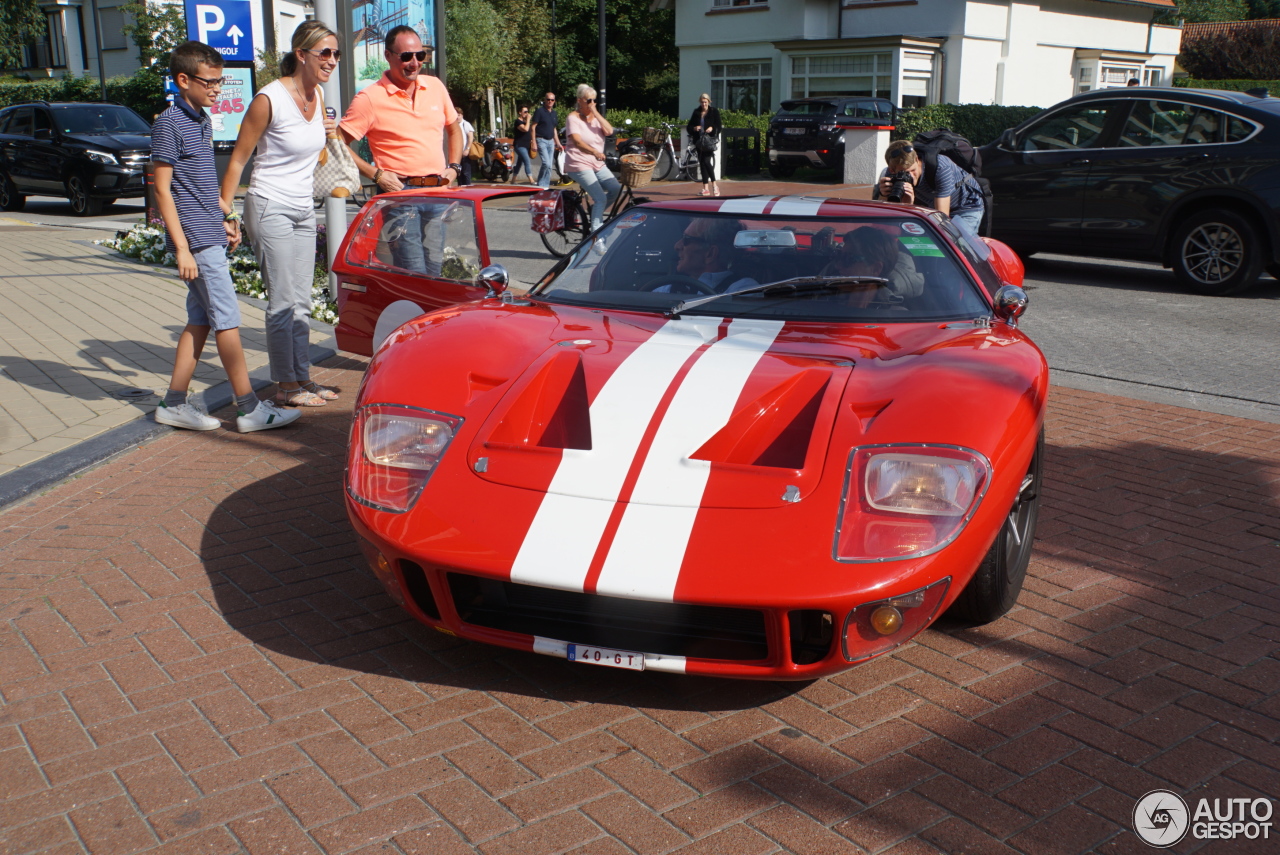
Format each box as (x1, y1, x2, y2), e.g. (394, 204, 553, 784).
(666, 275, 888, 318)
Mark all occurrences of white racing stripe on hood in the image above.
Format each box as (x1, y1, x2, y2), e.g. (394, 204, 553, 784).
(771, 196, 824, 217)
(510, 318, 720, 592)
(718, 197, 774, 215)
(594, 319, 784, 602)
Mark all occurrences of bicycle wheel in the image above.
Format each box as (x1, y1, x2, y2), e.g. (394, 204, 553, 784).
(540, 211, 588, 257)
(656, 145, 676, 181)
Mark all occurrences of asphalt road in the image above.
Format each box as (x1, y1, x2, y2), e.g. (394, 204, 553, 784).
(11, 194, 1280, 424)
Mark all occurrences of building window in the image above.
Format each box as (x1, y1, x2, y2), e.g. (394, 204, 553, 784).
(1100, 64, 1139, 87)
(712, 0, 768, 6)
(99, 6, 128, 50)
(790, 53, 892, 99)
(710, 61, 772, 114)
(1144, 67, 1161, 86)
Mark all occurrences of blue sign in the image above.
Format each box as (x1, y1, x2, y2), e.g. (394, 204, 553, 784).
(185, 0, 254, 63)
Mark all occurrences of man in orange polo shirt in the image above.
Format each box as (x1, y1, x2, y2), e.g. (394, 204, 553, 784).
(340, 25, 462, 275)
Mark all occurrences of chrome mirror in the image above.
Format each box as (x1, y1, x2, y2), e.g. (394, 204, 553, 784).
(476, 264, 509, 297)
(992, 285, 1028, 327)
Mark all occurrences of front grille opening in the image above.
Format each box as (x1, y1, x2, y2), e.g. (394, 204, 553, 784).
(399, 560, 440, 619)
(447, 574, 769, 661)
(788, 610, 834, 665)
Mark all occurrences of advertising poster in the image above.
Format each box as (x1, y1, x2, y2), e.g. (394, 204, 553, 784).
(350, 0, 436, 91)
(206, 66, 256, 145)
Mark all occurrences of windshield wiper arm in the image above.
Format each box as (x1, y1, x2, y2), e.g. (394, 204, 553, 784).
(666, 275, 889, 317)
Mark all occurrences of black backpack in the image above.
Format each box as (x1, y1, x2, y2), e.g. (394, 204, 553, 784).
(912, 128, 994, 234)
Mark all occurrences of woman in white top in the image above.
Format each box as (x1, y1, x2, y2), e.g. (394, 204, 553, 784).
(565, 83, 620, 232)
(220, 21, 338, 407)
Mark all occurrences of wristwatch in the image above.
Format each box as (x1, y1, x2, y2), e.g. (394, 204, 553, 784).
(447, 163, 462, 173)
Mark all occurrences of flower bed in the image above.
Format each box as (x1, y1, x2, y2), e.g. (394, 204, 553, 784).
(97, 218, 339, 325)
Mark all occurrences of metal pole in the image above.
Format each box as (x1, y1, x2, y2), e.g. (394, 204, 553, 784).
(434, 0, 446, 84)
(597, 0, 606, 114)
(314, 0, 345, 287)
(88, 0, 106, 101)
(551, 0, 556, 94)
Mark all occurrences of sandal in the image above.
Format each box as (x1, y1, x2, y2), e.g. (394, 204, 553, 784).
(302, 381, 339, 400)
(700, 187, 710, 196)
(276, 388, 327, 407)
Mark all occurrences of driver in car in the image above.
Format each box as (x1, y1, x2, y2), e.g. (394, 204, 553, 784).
(655, 217, 761, 294)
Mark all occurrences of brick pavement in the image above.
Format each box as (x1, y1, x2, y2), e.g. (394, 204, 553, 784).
(1, 357, 1278, 855)
(0, 221, 332, 478)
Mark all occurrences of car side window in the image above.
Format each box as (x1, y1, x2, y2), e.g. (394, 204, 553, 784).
(346, 198, 482, 282)
(1225, 115, 1257, 142)
(32, 109, 51, 136)
(1118, 100, 1195, 147)
(1183, 108, 1223, 145)
(8, 107, 33, 138)
(1019, 103, 1114, 151)
(0, 111, 10, 133)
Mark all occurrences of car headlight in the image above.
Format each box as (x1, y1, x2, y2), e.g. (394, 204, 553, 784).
(835, 445, 991, 561)
(85, 150, 118, 165)
(346, 404, 461, 512)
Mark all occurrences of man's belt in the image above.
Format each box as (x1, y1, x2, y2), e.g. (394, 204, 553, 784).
(404, 174, 450, 187)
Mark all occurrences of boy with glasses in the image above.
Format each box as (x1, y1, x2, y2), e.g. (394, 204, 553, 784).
(150, 41, 300, 433)
(532, 92, 562, 189)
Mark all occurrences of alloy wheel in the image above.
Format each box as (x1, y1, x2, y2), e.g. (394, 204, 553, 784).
(1180, 222, 1244, 286)
(68, 175, 89, 215)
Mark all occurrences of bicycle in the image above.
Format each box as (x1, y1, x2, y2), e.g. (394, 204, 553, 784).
(634, 123, 700, 182)
(539, 175, 648, 258)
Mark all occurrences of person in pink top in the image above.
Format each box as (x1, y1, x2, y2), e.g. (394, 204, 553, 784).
(564, 83, 620, 232)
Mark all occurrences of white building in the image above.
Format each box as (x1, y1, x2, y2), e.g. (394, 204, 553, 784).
(17, 0, 312, 81)
(664, 0, 1184, 113)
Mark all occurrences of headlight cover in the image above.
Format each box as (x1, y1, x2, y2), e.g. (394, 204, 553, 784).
(85, 149, 119, 165)
(835, 444, 991, 562)
(346, 404, 461, 513)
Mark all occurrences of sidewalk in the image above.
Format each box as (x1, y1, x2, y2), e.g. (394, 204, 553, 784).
(0, 366, 1276, 854)
(0, 218, 334, 501)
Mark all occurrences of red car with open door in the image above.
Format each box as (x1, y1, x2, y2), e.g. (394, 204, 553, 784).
(341, 194, 1046, 679)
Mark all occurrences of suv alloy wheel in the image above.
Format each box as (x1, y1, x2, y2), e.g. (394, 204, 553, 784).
(0, 172, 25, 212)
(1171, 208, 1264, 296)
(67, 173, 103, 216)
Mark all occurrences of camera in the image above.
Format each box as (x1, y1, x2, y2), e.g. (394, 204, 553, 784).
(886, 170, 912, 203)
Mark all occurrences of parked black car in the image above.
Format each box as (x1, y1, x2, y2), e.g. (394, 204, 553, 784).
(767, 97, 896, 178)
(0, 101, 151, 216)
(980, 87, 1280, 296)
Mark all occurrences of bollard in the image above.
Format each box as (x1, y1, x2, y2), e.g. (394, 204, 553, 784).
(143, 161, 158, 224)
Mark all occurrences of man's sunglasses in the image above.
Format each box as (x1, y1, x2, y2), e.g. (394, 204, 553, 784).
(306, 48, 342, 61)
(544, 97, 556, 102)
(396, 50, 431, 62)
(187, 74, 222, 89)
(678, 233, 708, 245)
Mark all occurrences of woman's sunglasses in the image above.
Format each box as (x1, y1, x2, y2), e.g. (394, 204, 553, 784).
(397, 50, 430, 62)
(306, 48, 342, 61)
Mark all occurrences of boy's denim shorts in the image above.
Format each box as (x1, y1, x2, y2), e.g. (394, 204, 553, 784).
(186, 244, 241, 331)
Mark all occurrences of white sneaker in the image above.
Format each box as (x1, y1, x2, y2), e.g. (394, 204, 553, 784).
(155, 401, 220, 431)
(235, 399, 302, 433)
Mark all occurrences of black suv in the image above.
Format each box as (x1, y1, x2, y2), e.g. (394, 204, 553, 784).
(767, 97, 896, 178)
(981, 87, 1280, 296)
(0, 101, 151, 216)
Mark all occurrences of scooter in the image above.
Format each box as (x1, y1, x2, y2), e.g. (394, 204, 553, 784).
(481, 133, 514, 182)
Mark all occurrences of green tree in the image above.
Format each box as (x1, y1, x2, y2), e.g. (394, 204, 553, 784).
(121, 0, 187, 70)
(1156, 0, 1249, 23)
(0, 0, 46, 69)
(1246, 0, 1280, 16)
(444, 0, 511, 117)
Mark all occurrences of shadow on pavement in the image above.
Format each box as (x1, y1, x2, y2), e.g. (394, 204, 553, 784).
(1023, 254, 1280, 300)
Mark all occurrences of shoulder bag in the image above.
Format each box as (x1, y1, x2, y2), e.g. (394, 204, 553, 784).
(313, 90, 362, 199)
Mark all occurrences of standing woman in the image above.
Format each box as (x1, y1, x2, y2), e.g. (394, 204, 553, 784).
(687, 93, 721, 196)
(564, 83, 620, 232)
(220, 21, 339, 408)
(512, 105, 535, 184)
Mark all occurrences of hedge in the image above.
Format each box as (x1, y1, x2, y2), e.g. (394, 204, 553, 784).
(0, 71, 167, 119)
(1173, 78, 1280, 95)
(891, 103, 1045, 146)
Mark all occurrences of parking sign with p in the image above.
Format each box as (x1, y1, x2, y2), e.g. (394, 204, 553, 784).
(184, 0, 254, 63)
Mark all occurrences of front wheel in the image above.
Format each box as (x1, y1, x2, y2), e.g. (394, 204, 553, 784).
(656, 145, 676, 181)
(539, 217, 589, 258)
(0, 172, 25, 211)
(67, 174, 103, 216)
(1171, 208, 1264, 296)
(947, 430, 1043, 624)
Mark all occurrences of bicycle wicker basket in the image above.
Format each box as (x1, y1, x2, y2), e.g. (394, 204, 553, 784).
(619, 153, 658, 188)
(642, 126, 669, 146)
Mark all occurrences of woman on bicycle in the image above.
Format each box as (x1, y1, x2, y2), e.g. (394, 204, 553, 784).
(686, 93, 721, 197)
(565, 83, 621, 232)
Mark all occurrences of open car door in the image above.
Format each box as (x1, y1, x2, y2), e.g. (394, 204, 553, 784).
(332, 186, 536, 356)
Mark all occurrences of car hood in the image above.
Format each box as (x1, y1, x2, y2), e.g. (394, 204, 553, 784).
(365, 302, 1047, 515)
(64, 132, 151, 150)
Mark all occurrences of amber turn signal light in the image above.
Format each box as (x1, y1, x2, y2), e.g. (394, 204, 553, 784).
(870, 605, 903, 636)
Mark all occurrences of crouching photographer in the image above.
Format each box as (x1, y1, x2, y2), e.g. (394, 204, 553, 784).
(876, 139, 985, 236)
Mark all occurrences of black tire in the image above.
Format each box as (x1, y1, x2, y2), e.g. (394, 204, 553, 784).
(948, 430, 1043, 624)
(769, 162, 797, 179)
(67, 174, 103, 216)
(0, 173, 25, 211)
(539, 214, 589, 258)
(1171, 208, 1264, 296)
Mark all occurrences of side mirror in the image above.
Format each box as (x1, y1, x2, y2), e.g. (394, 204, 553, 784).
(992, 285, 1028, 327)
(997, 128, 1016, 150)
(476, 264, 509, 297)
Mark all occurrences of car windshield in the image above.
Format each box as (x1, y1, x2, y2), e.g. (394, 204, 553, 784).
(530, 209, 992, 322)
(55, 105, 150, 135)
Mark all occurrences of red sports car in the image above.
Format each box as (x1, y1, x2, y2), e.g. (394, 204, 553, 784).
(335, 192, 1046, 679)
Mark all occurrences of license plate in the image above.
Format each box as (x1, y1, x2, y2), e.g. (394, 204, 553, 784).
(784, 127, 806, 135)
(567, 644, 646, 671)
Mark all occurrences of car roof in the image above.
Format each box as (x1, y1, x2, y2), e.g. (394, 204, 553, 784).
(1066, 86, 1275, 107)
(637, 195, 932, 220)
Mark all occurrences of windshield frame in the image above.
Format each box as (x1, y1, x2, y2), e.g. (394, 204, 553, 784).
(529, 207, 995, 324)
